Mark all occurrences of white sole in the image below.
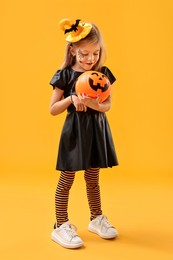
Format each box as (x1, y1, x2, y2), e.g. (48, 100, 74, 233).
(51, 231, 84, 249)
(88, 225, 118, 239)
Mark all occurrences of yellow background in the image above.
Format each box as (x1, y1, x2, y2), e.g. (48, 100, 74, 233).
(1, 0, 173, 259)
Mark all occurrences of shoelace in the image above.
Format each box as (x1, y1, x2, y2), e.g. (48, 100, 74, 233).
(61, 223, 78, 238)
(98, 215, 114, 228)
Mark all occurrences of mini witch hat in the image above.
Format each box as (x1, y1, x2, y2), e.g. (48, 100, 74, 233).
(59, 19, 92, 42)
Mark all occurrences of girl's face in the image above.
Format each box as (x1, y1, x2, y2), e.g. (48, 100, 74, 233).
(70, 41, 100, 72)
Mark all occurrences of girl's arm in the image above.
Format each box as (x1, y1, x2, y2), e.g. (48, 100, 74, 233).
(50, 88, 87, 115)
(50, 88, 71, 115)
(78, 94, 112, 112)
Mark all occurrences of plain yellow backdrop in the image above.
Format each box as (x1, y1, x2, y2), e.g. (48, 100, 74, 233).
(1, 0, 173, 179)
(1, 0, 173, 259)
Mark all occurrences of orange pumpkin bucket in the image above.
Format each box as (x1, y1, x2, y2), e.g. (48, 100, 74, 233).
(75, 71, 111, 103)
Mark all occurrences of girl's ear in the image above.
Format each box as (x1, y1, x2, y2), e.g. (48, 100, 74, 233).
(70, 45, 76, 56)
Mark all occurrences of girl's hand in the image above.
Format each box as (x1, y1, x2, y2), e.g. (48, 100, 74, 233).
(72, 95, 87, 112)
(78, 93, 111, 112)
(78, 93, 100, 110)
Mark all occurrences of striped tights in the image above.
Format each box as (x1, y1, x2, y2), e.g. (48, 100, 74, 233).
(55, 168, 102, 227)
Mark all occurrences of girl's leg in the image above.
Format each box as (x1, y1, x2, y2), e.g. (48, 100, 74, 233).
(55, 170, 75, 227)
(85, 168, 118, 239)
(84, 168, 102, 220)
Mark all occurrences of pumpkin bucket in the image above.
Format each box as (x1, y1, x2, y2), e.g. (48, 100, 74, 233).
(75, 71, 111, 103)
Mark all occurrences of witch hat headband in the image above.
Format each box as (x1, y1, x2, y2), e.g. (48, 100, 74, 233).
(59, 19, 92, 42)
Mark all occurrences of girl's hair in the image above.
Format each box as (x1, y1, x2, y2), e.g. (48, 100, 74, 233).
(60, 24, 106, 71)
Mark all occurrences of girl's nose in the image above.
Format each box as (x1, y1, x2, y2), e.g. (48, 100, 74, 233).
(87, 54, 94, 61)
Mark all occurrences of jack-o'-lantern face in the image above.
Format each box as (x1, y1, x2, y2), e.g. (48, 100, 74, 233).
(88, 72, 110, 92)
(75, 70, 111, 103)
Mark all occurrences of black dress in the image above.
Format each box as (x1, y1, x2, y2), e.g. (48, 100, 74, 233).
(50, 66, 118, 171)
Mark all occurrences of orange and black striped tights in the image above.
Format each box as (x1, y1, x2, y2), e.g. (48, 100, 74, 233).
(55, 168, 102, 227)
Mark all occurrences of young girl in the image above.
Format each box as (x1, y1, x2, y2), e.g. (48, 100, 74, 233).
(49, 19, 119, 249)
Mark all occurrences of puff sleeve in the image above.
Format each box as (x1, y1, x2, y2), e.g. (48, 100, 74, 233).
(49, 69, 69, 90)
(100, 66, 116, 85)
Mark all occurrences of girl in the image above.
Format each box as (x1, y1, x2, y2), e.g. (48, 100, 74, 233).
(49, 19, 119, 249)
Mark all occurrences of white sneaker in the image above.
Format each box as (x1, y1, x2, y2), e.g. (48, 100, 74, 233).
(51, 221, 84, 248)
(88, 215, 118, 239)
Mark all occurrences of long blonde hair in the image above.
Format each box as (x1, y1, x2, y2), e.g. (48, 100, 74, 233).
(60, 24, 106, 71)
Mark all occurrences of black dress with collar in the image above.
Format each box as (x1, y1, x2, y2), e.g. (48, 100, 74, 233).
(50, 66, 118, 171)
